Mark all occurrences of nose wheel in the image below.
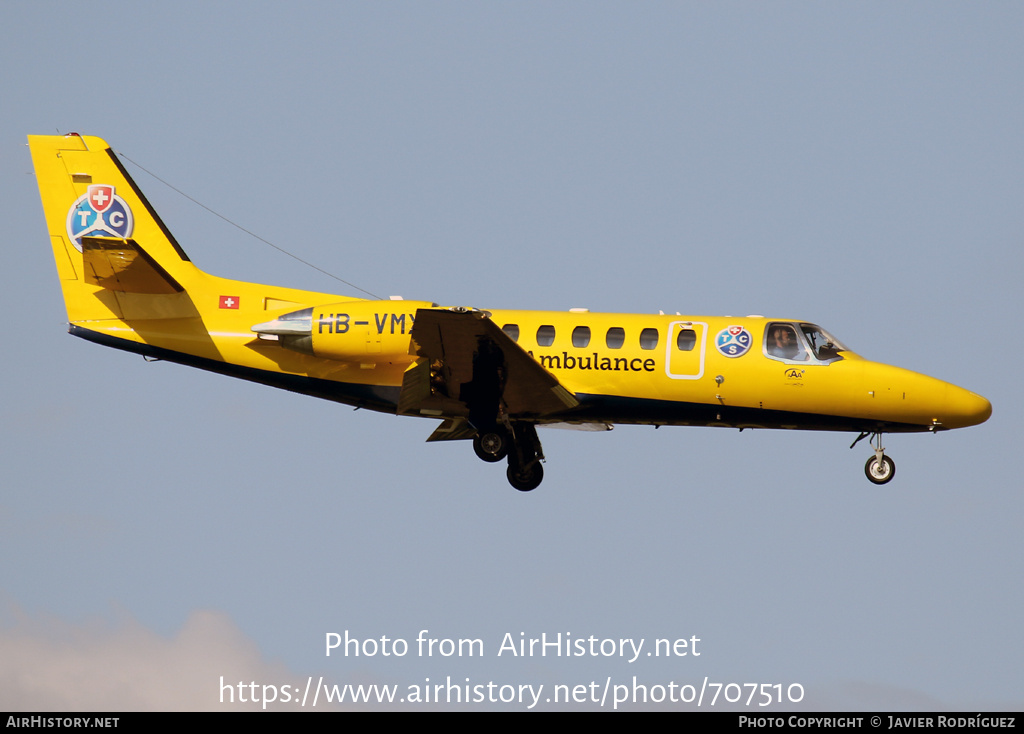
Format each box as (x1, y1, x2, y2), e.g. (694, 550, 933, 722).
(853, 431, 896, 485)
(864, 453, 896, 484)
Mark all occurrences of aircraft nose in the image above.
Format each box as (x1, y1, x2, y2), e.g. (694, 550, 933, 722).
(942, 386, 992, 429)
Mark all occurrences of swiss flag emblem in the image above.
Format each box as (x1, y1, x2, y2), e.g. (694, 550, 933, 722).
(728, 325, 743, 336)
(87, 185, 114, 213)
(219, 295, 240, 309)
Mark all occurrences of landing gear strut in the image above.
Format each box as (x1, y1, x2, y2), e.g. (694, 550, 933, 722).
(853, 431, 896, 485)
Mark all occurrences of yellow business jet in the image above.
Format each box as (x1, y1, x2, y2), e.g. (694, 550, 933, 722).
(28, 133, 991, 491)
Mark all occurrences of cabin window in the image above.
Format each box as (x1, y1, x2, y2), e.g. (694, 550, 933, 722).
(502, 324, 519, 342)
(536, 325, 555, 347)
(764, 323, 810, 362)
(606, 327, 625, 349)
(676, 329, 696, 351)
(572, 326, 591, 348)
(639, 328, 659, 350)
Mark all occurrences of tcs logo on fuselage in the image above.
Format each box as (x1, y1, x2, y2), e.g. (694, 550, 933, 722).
(715, 325, 753, 358)
(66, 184, 134, 251)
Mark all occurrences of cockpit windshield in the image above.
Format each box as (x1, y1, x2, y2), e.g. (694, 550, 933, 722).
(798, 323, 848, 361)
(764, 322, 849, 363)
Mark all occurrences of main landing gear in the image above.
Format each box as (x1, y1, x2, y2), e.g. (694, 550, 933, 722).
(472, 422, 545, 491)
(473, 430, 508, 463)
(852, 431, 896, 485)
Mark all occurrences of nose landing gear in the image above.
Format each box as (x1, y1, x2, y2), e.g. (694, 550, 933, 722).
(853, 431, 896, 485)
(864, 453, 896, 484)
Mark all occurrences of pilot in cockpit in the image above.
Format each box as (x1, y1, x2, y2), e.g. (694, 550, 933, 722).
(767, 325, 803, 360)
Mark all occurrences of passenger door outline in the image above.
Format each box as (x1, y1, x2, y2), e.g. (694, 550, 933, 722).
(665, 321, 707, 380)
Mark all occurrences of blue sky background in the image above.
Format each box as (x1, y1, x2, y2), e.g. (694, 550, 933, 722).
(1, 2, 1021, 710)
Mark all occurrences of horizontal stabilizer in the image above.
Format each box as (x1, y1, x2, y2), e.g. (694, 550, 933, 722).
(425, 418, 477, 442)
(81, 237, 183, 294)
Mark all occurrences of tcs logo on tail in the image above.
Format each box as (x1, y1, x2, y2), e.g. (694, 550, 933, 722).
(66, 184, 134, 251)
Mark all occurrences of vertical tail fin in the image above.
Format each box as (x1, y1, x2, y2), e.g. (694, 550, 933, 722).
(28, 133, 200, 323)
(29, 133, 361, 371)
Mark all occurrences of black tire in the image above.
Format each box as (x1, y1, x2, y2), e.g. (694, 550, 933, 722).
(864, 454, 896, 484)
(473, 430, 508, 463)
(506, 462, 543, 492)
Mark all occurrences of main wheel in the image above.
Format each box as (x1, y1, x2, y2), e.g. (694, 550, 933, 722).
(473, 430, 508, 463)
(506, 462, 543, 492)
(864, 454, 896, 484)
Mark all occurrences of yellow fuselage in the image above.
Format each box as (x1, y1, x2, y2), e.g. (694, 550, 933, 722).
(69, 291, 991, 434)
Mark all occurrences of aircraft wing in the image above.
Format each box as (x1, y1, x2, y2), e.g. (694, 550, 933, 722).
(398, 308, 579, 427)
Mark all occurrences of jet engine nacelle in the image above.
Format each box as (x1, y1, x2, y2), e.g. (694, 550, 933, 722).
(252, 300, 435, 363)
